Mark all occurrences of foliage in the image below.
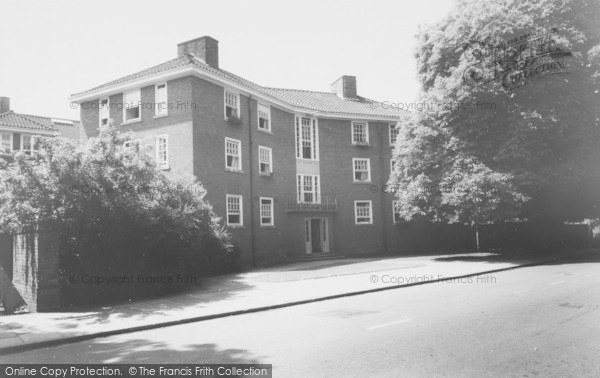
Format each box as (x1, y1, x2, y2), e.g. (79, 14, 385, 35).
(0, 124, 236, 302)
(389, 0, 600, 227)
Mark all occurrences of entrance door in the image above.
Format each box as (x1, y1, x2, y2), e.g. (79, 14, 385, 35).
(311, 219, 322, 253)
(305, 218, 329, 254)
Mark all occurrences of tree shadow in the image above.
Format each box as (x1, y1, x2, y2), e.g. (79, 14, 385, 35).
(432, 249, 600, 266)
(0, 338, 266, 365)
(0, 276, 257, 335)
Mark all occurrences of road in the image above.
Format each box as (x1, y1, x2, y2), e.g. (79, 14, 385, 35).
(2, 254, 600, 377)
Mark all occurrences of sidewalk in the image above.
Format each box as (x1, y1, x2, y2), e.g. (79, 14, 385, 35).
(0, 248, 596, 354)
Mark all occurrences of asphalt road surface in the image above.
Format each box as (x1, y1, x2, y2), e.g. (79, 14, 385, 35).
(3, 254, 600, 377)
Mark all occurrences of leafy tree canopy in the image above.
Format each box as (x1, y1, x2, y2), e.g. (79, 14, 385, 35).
(389, 0, 600, 226)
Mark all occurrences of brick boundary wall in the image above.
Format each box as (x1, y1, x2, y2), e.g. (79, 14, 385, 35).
(11, 229, 60, 312)
(388, 221, 592, 255)
(0, 233, 12, 280)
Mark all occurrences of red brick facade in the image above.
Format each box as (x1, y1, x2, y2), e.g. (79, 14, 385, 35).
(73, 37, 404, 265)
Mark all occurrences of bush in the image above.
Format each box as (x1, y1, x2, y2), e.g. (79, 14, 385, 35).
(0, 124, 236, 304)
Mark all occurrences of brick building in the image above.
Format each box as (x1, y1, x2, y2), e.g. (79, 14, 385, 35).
(0, 96, 85, 156)
(70, 36, 404, 265)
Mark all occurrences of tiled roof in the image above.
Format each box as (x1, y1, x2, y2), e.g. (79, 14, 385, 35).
(74, 55, 197, 95)
(260, 88, 401, 118)
(72, 55, 403, 119)
(53, 121, 86, 141)
(0, 111, 57, 132)
(0, 111, 84, 140)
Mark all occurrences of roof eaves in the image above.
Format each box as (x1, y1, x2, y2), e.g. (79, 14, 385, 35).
(70, 56, 403, 120)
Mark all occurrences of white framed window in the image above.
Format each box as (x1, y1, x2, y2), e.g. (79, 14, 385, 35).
(155, 134, 168, 169)
(224, 90, 240, 119)
(258, 103, 271, 132)
(295, 116, 319, 160)
(392, 200, 402, 224)
(390, 159, 395, 172)
(260, 197, 274, 226)
(258, 146, 272, 175)
(99, 98, 109, 126)
(21, 135, 32, 155)
(353, 158, 371, 182)
(351, 122, 369, 145)
(226, 194, 243, 226)
(123, 89, 141, 122)
(0, 132, 12, 153)
(155, 83, 168, 116)
(354, 201, 373, 224)
(389, 123, 399, 146)
(225, 137, 242, 171)
(297, 174, 320, 204)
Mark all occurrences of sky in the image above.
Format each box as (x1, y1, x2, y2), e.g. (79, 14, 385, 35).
(0, 0, 456, 120)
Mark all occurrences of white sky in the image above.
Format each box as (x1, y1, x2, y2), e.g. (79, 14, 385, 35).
(0, 0, 455, 120)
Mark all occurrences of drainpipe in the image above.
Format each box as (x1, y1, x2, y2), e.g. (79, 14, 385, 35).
(378, 122, 389, 255)
(247, 95, 257, 266)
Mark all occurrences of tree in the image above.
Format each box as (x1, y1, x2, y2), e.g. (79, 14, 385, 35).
(389, 113, 526, 249)
(0, 124, 235, 302)
(389, 0, 600, 247)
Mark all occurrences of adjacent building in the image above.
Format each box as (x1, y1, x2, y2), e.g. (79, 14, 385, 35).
(0, 96, 85, 156)
(70, 36, 404, 265)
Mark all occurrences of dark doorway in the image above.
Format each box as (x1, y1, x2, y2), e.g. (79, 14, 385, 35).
(311, 219, 322, 253)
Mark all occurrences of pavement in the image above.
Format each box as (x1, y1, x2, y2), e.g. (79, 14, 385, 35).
(0, 248, 596, 355)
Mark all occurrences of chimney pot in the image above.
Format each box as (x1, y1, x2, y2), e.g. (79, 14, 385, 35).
(331, 76, 358, 99)
(177, 36, 219, 69)
(0, 97, 10, 114)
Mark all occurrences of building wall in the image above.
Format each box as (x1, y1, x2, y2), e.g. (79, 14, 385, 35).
(189, 76, 252, 264)
(80, 98, 100, 137)
(188, 76, 303, 264)
(246, 99, 298, 263)
(78, 74, 404, 265)
(319, 118, 387, 256)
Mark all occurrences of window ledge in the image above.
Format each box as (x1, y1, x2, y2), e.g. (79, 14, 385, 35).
(225, 168, 244, 174)
(154, 113, 169, 119)
(258, 128, 273, 134)
(227, 225, 245, 229)
(355, 223, 374, 226)
(122, 119, 142, 125)
(351, 143, 371, 147)
(260, 225, 276, 229)
(259, 172, 274, 177)
(353, 181, 373, 184)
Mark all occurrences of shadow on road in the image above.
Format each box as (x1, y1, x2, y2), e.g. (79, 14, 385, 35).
(432, 249, 599, 266)
(0, 338, 264, 364)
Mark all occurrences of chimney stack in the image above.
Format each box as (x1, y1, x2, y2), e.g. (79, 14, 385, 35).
(177, 36, 219, 69)
(0, 97, 10, 114)
(331, 76, 357, 99)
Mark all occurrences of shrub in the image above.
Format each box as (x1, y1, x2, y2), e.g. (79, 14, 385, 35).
(0, 124, 236, 304)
